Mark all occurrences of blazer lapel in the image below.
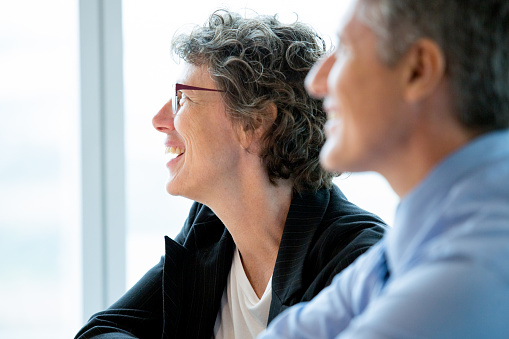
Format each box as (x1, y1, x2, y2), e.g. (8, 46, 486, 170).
(162, 236, 188, 338)
(162, 205, 235, 338)
(269, 189, 330, 322)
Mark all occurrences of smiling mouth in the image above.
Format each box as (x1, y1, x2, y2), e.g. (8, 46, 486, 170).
(165, 146, 185, 160)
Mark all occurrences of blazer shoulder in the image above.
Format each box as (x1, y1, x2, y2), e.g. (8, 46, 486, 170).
(306, 186, 387, 284)
(324, 185, 388, 233)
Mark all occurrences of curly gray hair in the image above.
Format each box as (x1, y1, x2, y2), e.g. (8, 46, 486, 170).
(172, 9, 336, 193)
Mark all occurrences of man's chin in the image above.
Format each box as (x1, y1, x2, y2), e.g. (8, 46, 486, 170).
(319, 140, 346, 172)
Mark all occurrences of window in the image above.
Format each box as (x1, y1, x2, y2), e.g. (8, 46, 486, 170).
(0, 0, 81, 337)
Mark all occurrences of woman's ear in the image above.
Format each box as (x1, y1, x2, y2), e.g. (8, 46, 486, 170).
(238, 102, 277, 152)
(261, 102, 278, 130)
(403, 38, 446, 103)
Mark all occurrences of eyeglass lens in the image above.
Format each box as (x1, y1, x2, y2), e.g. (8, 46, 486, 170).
(173, 88, 182, 115)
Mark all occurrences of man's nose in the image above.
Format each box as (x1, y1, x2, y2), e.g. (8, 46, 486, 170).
(305, 54, 335, 99)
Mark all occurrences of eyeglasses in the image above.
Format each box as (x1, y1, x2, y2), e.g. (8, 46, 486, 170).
(172, 83, 225, 115)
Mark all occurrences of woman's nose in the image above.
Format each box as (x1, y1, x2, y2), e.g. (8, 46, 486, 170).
(152, 100, 175, 133)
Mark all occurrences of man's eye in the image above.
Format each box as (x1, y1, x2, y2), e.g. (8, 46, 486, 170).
(335, 44, 348, 58)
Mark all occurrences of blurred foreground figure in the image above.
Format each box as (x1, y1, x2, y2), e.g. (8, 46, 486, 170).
(260, 0, 509, 338)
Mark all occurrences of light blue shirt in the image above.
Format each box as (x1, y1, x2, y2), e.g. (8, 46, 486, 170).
(259, 130, 509, 339)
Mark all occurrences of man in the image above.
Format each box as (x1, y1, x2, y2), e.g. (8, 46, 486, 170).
(259, 0, 509, 338)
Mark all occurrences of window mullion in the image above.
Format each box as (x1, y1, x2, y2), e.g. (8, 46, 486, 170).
(79, 0, 126, 323)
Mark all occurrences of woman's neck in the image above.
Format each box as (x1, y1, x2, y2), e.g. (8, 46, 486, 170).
(208, 175, 293, 298)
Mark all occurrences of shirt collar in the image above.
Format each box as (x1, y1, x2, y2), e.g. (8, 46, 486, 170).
(389, 129, 509, 271)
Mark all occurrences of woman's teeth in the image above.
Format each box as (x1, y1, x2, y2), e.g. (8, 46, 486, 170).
(165, 146, 185, 159)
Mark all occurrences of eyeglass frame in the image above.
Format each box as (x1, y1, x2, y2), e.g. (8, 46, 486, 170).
(172, 83, 225, 115)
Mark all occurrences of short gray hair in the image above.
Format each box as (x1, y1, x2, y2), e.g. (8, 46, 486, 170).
(359, 0, 509, 133)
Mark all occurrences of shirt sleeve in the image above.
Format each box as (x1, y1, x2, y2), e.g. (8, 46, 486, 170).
(260, 243, 509, 339)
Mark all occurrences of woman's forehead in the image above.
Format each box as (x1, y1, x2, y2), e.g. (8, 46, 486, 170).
(176, 63, 216, 87)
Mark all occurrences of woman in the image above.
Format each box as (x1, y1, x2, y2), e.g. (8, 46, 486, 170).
(75, 10, 386, 339)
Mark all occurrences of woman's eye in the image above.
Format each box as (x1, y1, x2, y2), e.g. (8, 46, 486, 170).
(179, 93, 188, 106)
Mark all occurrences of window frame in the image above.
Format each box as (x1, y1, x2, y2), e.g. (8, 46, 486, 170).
(79, 0, 126, 322)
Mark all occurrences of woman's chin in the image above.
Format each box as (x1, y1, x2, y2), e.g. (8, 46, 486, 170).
(165, 181, 181, 197)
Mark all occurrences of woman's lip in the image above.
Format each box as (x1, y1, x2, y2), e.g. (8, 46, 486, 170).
(166, 152, 184, 168)
(164, 135, 185, 149)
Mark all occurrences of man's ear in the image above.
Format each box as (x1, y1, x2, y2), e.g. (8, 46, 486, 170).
(238, 102, 277, 151)
(403, 38, 446, 102)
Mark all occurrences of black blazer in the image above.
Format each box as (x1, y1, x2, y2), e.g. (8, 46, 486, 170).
(75, 185, 386, 338)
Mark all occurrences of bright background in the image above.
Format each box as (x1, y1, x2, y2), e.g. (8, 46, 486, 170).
(0, 0, 398, 338)
(0, 1, 81, 338)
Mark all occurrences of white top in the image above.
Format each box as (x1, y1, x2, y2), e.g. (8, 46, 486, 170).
(214, 248, 273, 339)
